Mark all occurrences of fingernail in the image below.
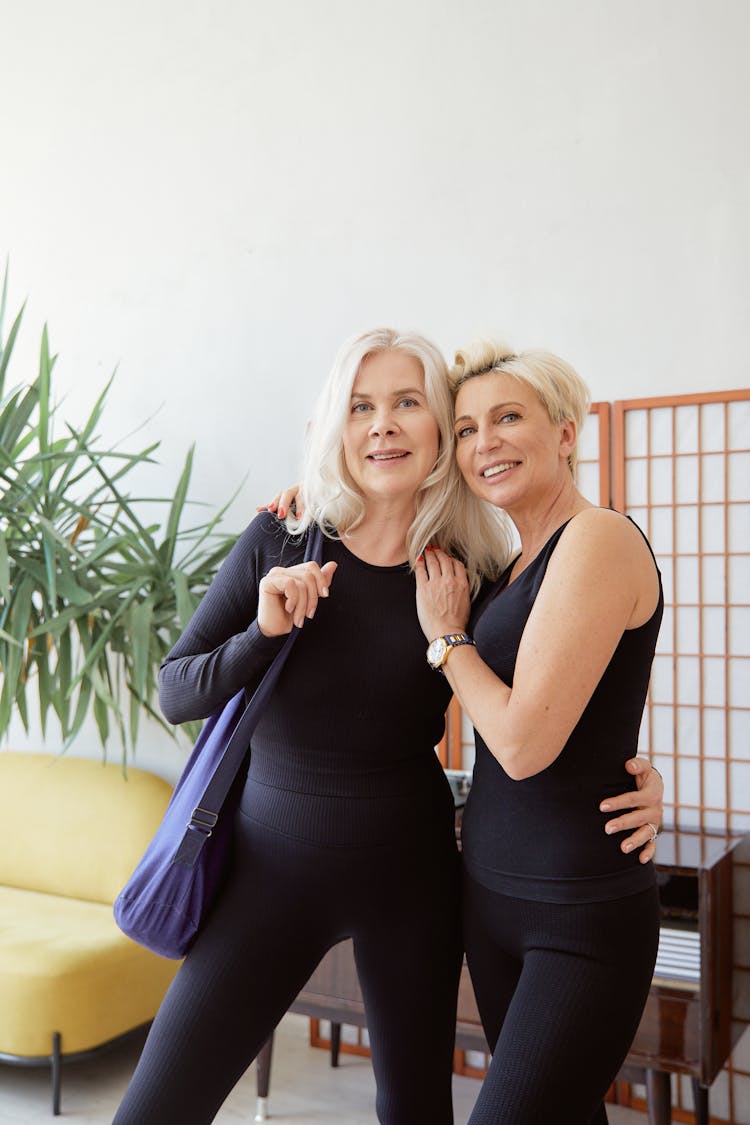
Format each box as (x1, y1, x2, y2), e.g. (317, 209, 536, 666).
(605, 822, 615, 834)
(600, 802, 611, 811)
(417, 555, 424, 563)
(321, 587, 329, 597)
(279, 508, 286, 518)
(623, 842, 634, 852)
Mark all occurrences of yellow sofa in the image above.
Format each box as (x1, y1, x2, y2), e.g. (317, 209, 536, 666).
(0, 751, 181, 1114)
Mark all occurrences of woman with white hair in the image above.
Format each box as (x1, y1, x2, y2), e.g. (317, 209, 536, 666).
(416, 341, 663, 1124)
(114, 329, 662, 1125)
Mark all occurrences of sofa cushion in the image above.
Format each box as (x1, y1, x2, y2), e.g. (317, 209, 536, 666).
(0, 752, 174, 904)
(0, 885, 180, 1056)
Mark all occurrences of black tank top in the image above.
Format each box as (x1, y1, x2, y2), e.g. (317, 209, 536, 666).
(461, 516, 662, 903)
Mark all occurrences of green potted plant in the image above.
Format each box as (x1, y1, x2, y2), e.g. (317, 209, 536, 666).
(0, 269, 237, 761)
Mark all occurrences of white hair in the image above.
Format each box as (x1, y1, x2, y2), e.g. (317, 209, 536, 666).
(289, 328, 513, 593)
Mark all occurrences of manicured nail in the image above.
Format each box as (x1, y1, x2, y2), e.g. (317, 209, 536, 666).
(278, 508, 286, 518)
(417, 555, 424, 563)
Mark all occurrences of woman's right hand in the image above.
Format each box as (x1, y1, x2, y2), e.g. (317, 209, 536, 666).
(258, 560, 337, 635)
(256, 484, 303, 520)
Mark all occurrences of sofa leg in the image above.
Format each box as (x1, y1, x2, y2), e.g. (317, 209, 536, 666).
(51, 1032, 61, 1116)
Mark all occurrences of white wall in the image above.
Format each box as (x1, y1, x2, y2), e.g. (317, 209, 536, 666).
(2, 0, 749, 775)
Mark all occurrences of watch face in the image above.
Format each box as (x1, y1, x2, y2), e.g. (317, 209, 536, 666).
(427, 637, 448, 667)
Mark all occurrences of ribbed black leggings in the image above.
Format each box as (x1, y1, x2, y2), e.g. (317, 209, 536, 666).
(463, 876, 660, 1125)
(113, 802, 462, 1125)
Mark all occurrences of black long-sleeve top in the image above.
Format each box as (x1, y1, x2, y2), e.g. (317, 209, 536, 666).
(159, 513, 454, 839)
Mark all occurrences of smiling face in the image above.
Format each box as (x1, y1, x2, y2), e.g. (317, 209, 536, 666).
(453, 371, 576, 512)
(342, 349, 440, 509)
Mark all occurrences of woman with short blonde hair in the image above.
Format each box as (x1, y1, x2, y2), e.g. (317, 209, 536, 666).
(417, 338, 663, 1124)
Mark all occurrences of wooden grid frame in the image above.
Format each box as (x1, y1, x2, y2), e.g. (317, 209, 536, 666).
(577, 400, 612, 513)
(612, 388, 750, 838)
(612, 388, 750, 1125)
(308, 1018, 370, 1058)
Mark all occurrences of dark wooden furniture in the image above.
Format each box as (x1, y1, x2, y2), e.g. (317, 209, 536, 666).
(253, 827, 749, 1124)
(617, 828, 749, 1124)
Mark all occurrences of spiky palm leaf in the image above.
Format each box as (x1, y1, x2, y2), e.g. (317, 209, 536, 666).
(0, 269, 236, 762)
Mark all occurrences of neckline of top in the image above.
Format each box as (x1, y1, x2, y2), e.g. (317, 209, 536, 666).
(499, 516, 575, 591)
(331, 535, 411, 573)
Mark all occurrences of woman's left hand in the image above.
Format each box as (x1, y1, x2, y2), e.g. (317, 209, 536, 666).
(600, 757, 665, 863)
(415, 548, 472, 643)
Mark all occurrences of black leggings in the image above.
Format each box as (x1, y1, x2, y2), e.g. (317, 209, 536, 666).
(463, 876, 660, 1125)
(113, 807, 462, 1125)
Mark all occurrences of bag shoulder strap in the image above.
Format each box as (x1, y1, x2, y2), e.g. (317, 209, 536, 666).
(174, 523, 324, 867)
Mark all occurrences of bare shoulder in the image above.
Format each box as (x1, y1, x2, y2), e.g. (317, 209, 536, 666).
(555, 508, 659, 623)
(560, 507, 651, 558)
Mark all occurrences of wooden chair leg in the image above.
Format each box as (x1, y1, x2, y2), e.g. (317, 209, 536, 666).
(330, 1022, 341, 1067)
(645, 1069, 671, 1125)
(691, 1077, 709, 1125)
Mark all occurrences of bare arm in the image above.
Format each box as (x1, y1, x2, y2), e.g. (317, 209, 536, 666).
(416, 513, 664, 855)
(416, 509, 659, 781)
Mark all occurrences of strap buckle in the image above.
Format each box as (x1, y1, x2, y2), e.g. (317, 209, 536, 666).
(189, 807, 219, 836)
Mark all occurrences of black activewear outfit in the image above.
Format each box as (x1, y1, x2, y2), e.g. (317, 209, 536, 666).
(461, 517, 663, 1125)
(113, 512, 460, 1125)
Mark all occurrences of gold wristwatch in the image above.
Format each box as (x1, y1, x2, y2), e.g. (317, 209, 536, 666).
(426, 632, 475, 671)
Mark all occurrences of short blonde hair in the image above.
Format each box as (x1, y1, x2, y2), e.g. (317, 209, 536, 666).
(450, 339, 591, 475)
(291, 328, 513, 593)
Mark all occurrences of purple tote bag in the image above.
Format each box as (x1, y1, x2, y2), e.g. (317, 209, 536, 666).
(114, 524, 323, 959)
